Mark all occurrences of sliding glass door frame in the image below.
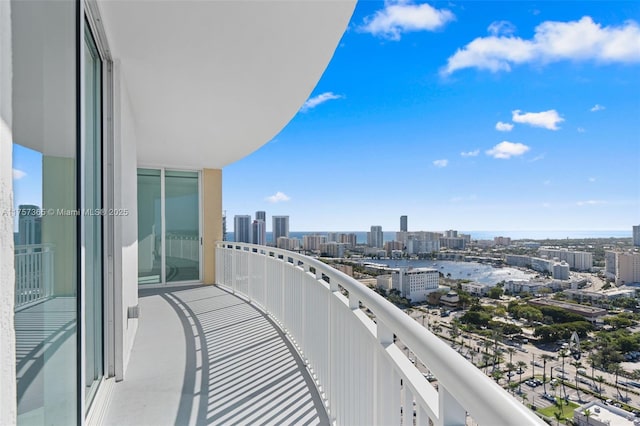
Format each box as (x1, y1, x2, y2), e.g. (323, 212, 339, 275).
(81, 0, 115, 421)
(138, 166, 203, 286)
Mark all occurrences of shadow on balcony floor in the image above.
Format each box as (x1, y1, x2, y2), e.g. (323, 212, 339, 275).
(104, 285, 329, 426)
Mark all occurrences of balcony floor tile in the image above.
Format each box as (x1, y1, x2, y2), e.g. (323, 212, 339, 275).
(103, 285, 329, 426)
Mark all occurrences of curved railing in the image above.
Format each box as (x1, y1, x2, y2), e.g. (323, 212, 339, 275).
(216, 242, 544, 426)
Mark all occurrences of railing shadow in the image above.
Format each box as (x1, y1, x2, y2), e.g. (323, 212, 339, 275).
(140, 285, 329, 425)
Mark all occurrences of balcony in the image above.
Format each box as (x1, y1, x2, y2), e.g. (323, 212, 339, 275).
(104, 243, 544, 425)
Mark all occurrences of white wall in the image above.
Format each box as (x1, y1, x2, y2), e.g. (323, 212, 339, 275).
(0, 2, 16, 423)
(114, 61, 139, 379)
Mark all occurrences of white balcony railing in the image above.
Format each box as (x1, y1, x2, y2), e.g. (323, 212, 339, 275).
(14, 244, 54, 309)
(216, 242, 544, 426)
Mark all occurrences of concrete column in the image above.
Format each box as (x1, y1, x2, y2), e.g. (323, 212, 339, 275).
(202, 169, 222, 284)
(0, 1, 16, 423)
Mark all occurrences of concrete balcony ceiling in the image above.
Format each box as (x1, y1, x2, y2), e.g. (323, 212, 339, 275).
(98, 0, 355, 169)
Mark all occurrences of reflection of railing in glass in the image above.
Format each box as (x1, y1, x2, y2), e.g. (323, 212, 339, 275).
(166, 234, 199, 262)
(14, 244, 54, 309)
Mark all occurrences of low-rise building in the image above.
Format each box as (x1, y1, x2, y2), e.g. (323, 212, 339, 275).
(391, 267, 439, 302)
(528, 298, 607, 322)
(573, 400, 637, 426)
(277, 236, 300, 251)
(461, 282, 487, 297)
(440, 291, 460, 307)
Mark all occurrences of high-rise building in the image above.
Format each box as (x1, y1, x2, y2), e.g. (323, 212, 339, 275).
(303, 234, 327, 251)
(633, 225, 640, 247)
(252, 220, 266, 245)
(18, 205, 42, 245)
(272, 216, 289, 243)
(256, 211, 266, 222)
(400, 215, 407, 232)
(367, 225, 383, 248)
(234, 215, 252, 243)
(615, 252, 640, 285)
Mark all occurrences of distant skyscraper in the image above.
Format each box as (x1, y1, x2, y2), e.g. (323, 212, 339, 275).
(18, 204, 42, 245)
(634, 225, 640, 247)
(400, 215, 408, 232)
(256, 211, 266, 222)
(234, 215, 252, 243)
(272, 216, 289, 243)
(252, 220, 266, 245)
(368, 225, 383, 248)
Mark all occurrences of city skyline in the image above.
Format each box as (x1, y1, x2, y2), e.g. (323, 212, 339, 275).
(222, 1, 640, 232)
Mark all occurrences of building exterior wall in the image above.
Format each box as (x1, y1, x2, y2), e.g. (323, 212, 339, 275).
(0, 2, 16, 421)
(616, 252, 640, 285)
(202, 169, 222, 284)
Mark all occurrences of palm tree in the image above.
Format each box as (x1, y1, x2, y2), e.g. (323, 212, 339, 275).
(595, 375, 605, 393)
(482, 354, 490, 374)
(572, 360, 584, 402)
(541, 354, 553, 394)
(560, 350, 568, 400)
(517, 361, 527, 394)
(610, 363, 622, 400)
(583, 408, 592, 425)
(531, 353, 536, 379)
(506, 362, 516, 387)
(507, 347, 516, 364)
(492, 370, 504, 384)
(553, 410, 562, 426)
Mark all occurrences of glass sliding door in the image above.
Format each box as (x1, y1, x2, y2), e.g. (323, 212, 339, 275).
(137, 169, 201, 285)
(83, 23, 104, 406)
(137, 169, 162, 284)
(12, 1, 78, 424)
(165, 171, 199, 282)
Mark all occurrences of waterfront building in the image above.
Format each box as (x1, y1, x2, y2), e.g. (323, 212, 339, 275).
(384, 240, 403, 256)
(538, 248, 593, 271)
(252, 219, 266, 245)
(634, 225, 640, 247)
(340, 233, 358, 248)
(493, 236, 511, 246)
(319, 242, 347, 258)
(461, 282, 487, 297)
(303, 233, 327, 251)
(234, 215, 252, 243)
(444, 229, 458, 238)
(272, 215, 290, 243)
(367, 225, 383, 248)
(391, 267, 439, 302)
(439, 236, 466, 250)
(255, 210, 266, 222)
(400, 215, 408, 232)
(276, 236, 300, 251)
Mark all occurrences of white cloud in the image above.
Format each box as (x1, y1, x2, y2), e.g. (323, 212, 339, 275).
(588, 177, 597, 182)
(13, 169, 26, 180)
(360, 1, 455, 41)
(577, 127, 586, 133)
(300, 92, 343, 112)
(486, 141, 530, 159)
(265, 192, 291, 203)
(590, 104, 606, 112)
(495, 121, 514, 132)
(512, 109, 564, 130)
(460, 149, 480, 157)
(488, 20, 516, 36)
(433, 159, 449, 168)
(443, 16, 640, 75)
(577, 200, 607, 206)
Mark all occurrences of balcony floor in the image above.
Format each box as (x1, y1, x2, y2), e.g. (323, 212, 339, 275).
(103, 285, 329, 426)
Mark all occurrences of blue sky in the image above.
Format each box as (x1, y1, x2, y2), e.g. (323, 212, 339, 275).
(223, 1, 640, 233)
